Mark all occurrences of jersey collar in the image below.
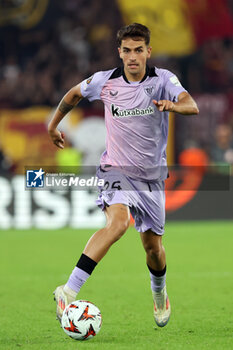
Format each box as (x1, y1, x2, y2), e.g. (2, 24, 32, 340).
(122, 65, 157, 84)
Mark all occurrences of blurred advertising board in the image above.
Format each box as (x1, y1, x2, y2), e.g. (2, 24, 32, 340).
(0, 171, 232, 229)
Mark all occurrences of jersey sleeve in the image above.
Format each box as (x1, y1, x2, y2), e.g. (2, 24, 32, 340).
(162, 69, 187, 102)
(80, 69, 115, 102)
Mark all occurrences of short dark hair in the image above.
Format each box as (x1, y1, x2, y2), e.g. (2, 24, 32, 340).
(117, 23, 150, 47)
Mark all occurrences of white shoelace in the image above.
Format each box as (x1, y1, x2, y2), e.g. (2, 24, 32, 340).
(154, 290, 165, 310)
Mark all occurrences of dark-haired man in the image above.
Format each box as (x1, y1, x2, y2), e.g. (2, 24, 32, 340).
(49, 23, 199, 327)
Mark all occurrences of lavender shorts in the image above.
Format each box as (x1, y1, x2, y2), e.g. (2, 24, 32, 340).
(96, 167, 165, 235)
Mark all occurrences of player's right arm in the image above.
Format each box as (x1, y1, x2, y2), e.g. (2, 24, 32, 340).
(48, 84, 83, 149)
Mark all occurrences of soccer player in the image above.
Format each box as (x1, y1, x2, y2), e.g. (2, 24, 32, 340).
(48, 23, 199, 327)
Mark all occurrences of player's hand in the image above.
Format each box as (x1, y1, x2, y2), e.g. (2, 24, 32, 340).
(48, 128, 65, 149)
(153, 99, 175, 112)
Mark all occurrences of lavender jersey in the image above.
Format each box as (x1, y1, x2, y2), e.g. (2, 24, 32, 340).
(80, 66, 187, 181)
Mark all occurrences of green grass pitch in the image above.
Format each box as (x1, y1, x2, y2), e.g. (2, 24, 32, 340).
(0, 221, 232, 350)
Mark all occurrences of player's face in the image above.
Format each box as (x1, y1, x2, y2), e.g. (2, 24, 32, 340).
(118, 38, 152, 81)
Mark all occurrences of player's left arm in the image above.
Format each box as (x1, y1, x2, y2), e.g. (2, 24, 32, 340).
(153, 92, 199, 115)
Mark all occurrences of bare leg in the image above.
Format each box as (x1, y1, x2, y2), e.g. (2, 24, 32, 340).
(83, 203, 130, 262)
(140, 230, 166, 271)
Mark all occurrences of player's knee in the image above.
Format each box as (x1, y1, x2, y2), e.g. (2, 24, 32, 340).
(107, 216, 130, 243)
(144, 241, 162, 259)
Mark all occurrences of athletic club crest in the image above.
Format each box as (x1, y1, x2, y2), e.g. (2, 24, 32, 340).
(144, 86, 154, 97)
(106, 191, 115, 201)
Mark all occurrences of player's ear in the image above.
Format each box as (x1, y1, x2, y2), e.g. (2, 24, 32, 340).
(147, 46, 152, 59)
(118, 47, 123, 59)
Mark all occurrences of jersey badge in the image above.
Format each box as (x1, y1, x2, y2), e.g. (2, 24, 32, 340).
(144, 86, 155, 97)
(169, 76, 181, 86)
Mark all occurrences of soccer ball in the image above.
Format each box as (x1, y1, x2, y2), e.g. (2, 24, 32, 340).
(61, 300, 102, 340)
